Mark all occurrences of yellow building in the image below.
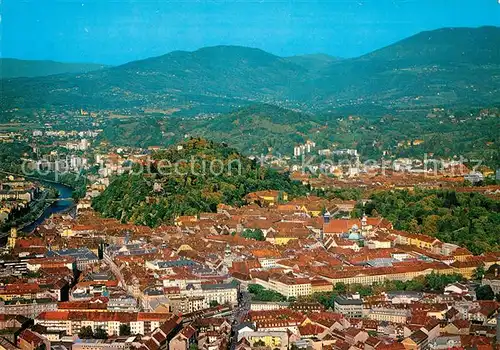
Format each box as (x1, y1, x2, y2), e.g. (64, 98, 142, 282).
(450, 260, 482, 279)
(273, 236, 299, 246)
(298, 203, 323, 217)
(248, 334, 283, 348)
(177, 244, 193, 253)
(310, 279, 333, 293)
(245, 191, 288, 207)
(0, 288, 40, 301)
(7, 227, 17, 250)
(61, 228, 74, 237)
(322, 264, 455, 286)
(453, 248, 473, 262)
(403, 233, 439, 250)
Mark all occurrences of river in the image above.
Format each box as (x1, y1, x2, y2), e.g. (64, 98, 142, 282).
(21, 182, 75, 233)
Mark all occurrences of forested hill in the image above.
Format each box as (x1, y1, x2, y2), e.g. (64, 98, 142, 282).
(361, 189, 500, 254)
(304, 26, 500, 108)
(182, 104, 330, 155)
(96, 103, 499, 167)
(361, 26, 500, 65)
(92, 138, 307, 226)
(2, 26, 500, 111)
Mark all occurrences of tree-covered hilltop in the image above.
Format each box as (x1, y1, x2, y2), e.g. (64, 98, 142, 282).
(0, 142, 34, 173)
(95, 104, 329, 153)
(92, 138, 307, 226)
(183, 104, 336, 155)
(359, 189, 500, 254)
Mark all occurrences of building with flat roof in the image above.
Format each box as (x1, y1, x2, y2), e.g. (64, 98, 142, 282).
(72, 337, 137, 350)
(334, 294, 363, 318)
(0, 298, 58, 319)
(47, 248, 98, 271)
(35, 311, 173, 336)
(181, 280, 239, 306)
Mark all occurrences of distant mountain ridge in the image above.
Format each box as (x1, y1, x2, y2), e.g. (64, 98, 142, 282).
(284, 53, 340, 71)
(298, 26, 500, 108)
(113, 45, 306, 98)
(0, 58, 108, 79)
(1, 26, 499, 111)
(362, 26, 500, 64)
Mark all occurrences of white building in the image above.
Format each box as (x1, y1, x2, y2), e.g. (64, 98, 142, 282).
(35, 311, 170, 336)
(253, 275, 312, 299)
(181, 281, 239, 306)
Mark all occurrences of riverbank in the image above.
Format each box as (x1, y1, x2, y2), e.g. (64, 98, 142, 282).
(0, 184, 75, 239)
(16, 188, 57, 232)
(0, 170, 78, 237)
(21, 182, 75, 233)
(0, 187, 55, 233)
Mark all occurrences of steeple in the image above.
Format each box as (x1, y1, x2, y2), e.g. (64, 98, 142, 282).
(361, 213, 368, 230)
(7, 227, 17, 250)
(224, 243, 231, 258)
(222, 243, 233, 274)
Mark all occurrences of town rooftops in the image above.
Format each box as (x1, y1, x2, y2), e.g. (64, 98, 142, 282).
(36, 311, 173, 322)
(47, 247, 98, 261)
(408, 329, 428, 345)
(335, 295, 363, 305)
(200, 280, 239, 291)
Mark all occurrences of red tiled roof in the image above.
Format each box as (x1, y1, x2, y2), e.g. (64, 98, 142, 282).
(37, 311, 173, 323)
(307, 312, 344, 328)
(324, 220, 360, 234)
(298, 323, 326, 336)
(180, 325, 196, 339)
(19, 329, 44, 346)
(0, 283, 40, 294)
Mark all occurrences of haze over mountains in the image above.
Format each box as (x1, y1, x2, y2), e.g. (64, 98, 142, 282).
(1, 26, 499, 113)
(0, 58, 108, 79)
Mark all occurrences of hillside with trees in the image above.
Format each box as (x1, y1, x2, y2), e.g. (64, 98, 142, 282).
(95, 104, 499, 168)
(360, 189, 500, 254)
(92, 138, 307, 226)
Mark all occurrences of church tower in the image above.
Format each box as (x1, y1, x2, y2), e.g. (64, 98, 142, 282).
(7, 227, 17, 250)
(361, 214, 368, 232)
(224, 243, 232, 262)
(222, 243, 233, 274)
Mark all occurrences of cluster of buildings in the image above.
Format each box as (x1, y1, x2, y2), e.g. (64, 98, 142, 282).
(289, 170, 500, 201)
(287, 140, 496, 187)
(1, 124, 500, 350)
(0, 177, 44, 224)
(293, 141, 316, 157)
(235, 303, 500, 350)
(0, 188, 499, 350)
(317, 149, 358, 158)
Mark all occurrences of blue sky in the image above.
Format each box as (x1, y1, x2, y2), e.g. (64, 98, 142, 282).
(2, 0, 500, 65)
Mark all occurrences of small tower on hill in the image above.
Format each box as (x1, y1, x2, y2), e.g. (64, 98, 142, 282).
(7, 227, 17, 250)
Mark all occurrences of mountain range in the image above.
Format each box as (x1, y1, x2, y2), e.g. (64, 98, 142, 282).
(0, 58, 108, 79)
(1, 26, 499, 113)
